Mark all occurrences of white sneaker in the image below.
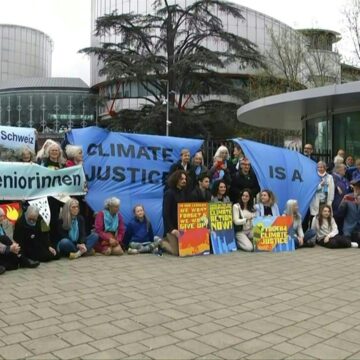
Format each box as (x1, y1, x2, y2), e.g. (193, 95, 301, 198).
(351, 242, 359, 248)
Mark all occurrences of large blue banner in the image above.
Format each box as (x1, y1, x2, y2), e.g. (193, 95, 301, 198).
(233, 139, 318, 217)
(67, 127, 203, 235)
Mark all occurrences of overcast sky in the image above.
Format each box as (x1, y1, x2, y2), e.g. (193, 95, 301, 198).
(0, 0, 352, 85)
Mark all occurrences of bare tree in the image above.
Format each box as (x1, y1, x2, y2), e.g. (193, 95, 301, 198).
(264, 26, 341, 89)
(343, 0, 360, 63)
(264, 26, 307, 90)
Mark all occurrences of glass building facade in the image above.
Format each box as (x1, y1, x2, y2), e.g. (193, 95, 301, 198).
(0, 24, 53, 81)
(0, 78, 97, 133)
(305, 111, 360, 158)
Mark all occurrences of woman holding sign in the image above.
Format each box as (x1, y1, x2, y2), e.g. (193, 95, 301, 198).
(284, 200, 316, 248)
(211, 180, 231, 203)
(233, 189, 256, 252)
(255, 190, 280, 217)
(39, 142, 66, 247)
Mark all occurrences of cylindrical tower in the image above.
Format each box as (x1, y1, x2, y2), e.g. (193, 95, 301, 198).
(0, 24, 53, 82)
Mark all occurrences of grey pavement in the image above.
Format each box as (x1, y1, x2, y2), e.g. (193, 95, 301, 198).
(1, 247, 360, 359)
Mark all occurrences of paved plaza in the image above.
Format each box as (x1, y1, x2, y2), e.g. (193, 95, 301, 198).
(1, 248, 360, 359)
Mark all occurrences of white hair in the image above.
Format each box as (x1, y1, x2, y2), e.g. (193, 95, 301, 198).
(214, 145, 230, 160)
(25, 206, 39, 218)
(104, 197, 120, 209)
(334, 155, 344, 165)
(65, 145, 83, 160)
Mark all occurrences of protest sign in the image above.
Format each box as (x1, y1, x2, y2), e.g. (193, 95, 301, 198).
(209, 203, 236, 254)
(233, 139, 318, 217)
(0, 125, 36, 152)
(178, 202, 210, 257)
(28, 197, 51, 226)
(0, 163, 86, 200)
(0, 202, 21, 224)
(253, 215, 294, 252)
(67, 127, 203, 235)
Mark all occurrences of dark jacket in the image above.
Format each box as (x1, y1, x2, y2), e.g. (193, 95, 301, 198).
(332, 173, 351, 216)
(162, 187, 189, 235)
(13, 214, 53, 262)
(230, 170, 260, 203)
(169, 160, 192, 175)
(57, 215, 87, 244)
(190, 186, 212, 203)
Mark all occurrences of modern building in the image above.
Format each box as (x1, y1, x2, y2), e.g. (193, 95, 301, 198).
(0, 77, 97, 133)
(0, 24, 53, 82)
(237, 81, 360, 158)
(90, 0, 344, 118)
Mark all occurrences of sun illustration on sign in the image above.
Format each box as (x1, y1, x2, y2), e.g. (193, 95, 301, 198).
(5, 205, 19, 222)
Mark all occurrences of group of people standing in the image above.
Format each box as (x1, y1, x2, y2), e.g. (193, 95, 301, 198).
(1, 140, 360, 275)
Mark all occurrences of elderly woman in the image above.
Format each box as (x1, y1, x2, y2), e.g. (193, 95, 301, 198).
(17, 145, 35, 163)
(284, 199, 316, 249)
(40, 141, 66, 169)
(57, 198, 99, 259)
(65, 145, 83, 167)
(39, 141, 66, 245)
(0, 208, 39, 273)
(94, 197, 125, 255)
(13, 206, 58, 262)
(36, 139, 58, 164)
(310, 161, 334, 219)
(188, 151, 207, 189)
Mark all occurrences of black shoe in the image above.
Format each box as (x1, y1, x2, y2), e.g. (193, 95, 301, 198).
(19, 256, 40, 269)
(0, 265, 5, 275)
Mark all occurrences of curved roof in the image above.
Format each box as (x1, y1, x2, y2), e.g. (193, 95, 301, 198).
(297, 28, 341, 43)
(0, 77, 89, 92)
(0, 24, 53, 45)
(237, 81, 360, 130)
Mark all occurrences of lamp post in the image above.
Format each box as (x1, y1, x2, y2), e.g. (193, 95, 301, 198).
(166, 80, 170, 136)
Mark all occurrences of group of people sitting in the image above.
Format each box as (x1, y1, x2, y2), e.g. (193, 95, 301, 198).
(0, 140, 359, 275)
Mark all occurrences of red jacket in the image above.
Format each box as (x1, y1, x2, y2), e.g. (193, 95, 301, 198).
(94, 211, 125, 250)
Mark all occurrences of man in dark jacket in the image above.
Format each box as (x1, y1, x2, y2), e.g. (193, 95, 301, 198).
(190, 172, 211, 202)
(230, 158, 260, 203)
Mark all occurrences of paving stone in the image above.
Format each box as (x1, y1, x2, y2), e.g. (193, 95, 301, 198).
(118, 342, 150, 356)
(59, 329, 94, 345)
(0, 343, 33, 359)
(235, 338, 273, 354)
(145, 345, 196, 359)
(24, 325, 63, 339)
(53, 344, 97, 359)
(23, 335, 69, 355)
(141, 334, 179, 350)
(302, 343, 352, 359)
(197, 331, 242, 348)
(272, 342, 304, 355)
(177, 339, 217, 355)
(113, 330, 153, 345)
(82, 323, 124, 340)
(214, 347, 247, 359)
(91, 338, 120, 351)
(247, 348, 288, 359)
(82, 349, 127, 359)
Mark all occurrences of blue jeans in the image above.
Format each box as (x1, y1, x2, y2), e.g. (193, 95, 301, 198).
(57, 233, 99, 256)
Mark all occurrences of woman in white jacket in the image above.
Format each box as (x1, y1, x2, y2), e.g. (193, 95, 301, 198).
(310, 161, 334, 217)
(233, 189, 256, 251)
(311, 205, 350, 248)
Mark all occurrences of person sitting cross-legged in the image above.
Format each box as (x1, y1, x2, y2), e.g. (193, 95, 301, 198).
(0, 208, 39, 274)
(13, 206, 59, 263)
(124, 205, 161, 255)
(94, 197, 125, 255)
(57, 198, 99, 259)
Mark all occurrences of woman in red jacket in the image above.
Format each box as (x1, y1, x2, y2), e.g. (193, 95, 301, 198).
(94, 197, 125, 255)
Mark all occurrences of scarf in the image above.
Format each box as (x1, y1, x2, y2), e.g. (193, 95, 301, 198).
(0, 225, 4, 236)
(316, 172, 329, 202)
(103, 210, 119, 232)
(68, 218, 79, 243)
